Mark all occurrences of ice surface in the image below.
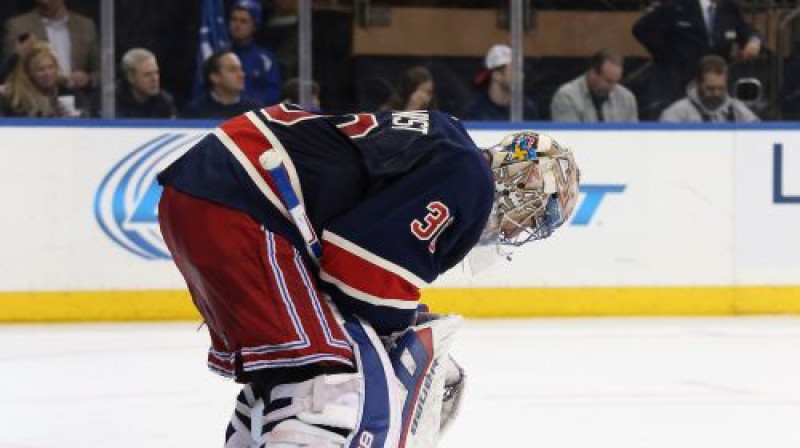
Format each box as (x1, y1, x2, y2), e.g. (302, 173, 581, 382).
(1, 317, 799, 447)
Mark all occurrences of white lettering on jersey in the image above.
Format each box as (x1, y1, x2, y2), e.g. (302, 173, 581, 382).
(357, 430, 374, 448)
(391, 111, 429, 135)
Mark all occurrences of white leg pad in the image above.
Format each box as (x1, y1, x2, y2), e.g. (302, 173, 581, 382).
(265, 419, 347, 448)
(226, 384, 267, 448)
(261, 315, 405, 448)
(265, 373, 362, 431)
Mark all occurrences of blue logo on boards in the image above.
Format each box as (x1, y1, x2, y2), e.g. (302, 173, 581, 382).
(94, 133, 202, 259)
(773, 143, 800, 204)
(573, 184, 626, 225)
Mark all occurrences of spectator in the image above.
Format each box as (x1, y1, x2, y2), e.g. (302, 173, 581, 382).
(281, 77, 321, 112)
(1, 41, 75, 117)
(462, 44, 539, 121)
(660, 54, 758, 122)
(229, 0, 282, 107)
(550, 50, 638, 122)
(182, 49, 262, 119)
(388, 66, 435, 111)
(633, 0, 761, 117)
(3, 0, 99, 112)
(0, 29, 38, 83)
(116, 48, 176, 119)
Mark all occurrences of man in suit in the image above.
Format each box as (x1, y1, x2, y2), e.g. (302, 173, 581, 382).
(550, 50, 639, 122)
(632, 0, 760, 118)
(3, 0, 99, 107)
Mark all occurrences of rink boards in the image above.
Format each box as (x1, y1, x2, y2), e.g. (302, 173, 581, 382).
(0, 119, 798, 321)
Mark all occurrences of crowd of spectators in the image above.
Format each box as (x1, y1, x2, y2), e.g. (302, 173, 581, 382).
(2, 0, 96, 116)
(633, 0, 762, 119)
(0, 0, 779, 122)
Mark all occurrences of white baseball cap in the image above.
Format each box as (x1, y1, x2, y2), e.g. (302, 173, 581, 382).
(485, 44, 512, 70)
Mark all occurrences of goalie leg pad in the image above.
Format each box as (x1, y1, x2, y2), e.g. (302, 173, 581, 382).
(261, 315, 403, 448)
(264, 373, 361, 434)
(226, 384, 267, 448)
(265, 418, 348, 447)
(386, 313, 463, 448)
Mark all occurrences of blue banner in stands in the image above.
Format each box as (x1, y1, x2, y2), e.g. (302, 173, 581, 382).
(192, 0, 231, 100)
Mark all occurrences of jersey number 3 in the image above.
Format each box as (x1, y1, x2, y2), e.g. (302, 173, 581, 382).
(411, 201, 453, 253)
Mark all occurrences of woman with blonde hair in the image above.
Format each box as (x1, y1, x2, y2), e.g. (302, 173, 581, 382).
(1, 42, 73, 117)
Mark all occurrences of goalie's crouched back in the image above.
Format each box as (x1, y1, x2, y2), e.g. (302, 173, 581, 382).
(225, 314, 465, 448)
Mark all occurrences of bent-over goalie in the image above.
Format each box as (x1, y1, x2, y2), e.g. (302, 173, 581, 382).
(157, 104, 580, 447)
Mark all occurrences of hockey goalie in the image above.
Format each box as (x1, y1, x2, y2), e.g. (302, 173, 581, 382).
(157, 104, 580, 448)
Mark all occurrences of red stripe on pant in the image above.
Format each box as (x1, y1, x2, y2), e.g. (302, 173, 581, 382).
(158, 186, 354, 379)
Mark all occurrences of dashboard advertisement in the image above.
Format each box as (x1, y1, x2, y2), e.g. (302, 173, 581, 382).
(0, 122, 796, 296)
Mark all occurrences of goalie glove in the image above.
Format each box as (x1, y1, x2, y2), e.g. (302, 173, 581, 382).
(440, 355, 465, 435)
(404, 312, 466, 436)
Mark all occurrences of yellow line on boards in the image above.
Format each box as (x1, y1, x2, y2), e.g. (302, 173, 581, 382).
(0, 287, 798, 322)
(0, 290, 198, 322)
(421, 286, 800, 317)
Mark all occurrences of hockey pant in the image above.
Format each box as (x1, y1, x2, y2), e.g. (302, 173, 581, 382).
(158, 186, 355, 379)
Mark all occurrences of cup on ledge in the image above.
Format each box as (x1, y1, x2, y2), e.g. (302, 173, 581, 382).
(58, 95, 81, 117)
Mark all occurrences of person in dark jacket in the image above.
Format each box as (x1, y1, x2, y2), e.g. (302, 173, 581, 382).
(182, 49, 262, 120)
(462, 44, 539, 121)
(115, 48, 176, 118)
(632, 0, 761, 118)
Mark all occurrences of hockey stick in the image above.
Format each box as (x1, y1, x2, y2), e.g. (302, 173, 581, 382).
(258, 150, 322, 263)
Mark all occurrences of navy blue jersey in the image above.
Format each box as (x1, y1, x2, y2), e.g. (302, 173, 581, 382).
(158, 104, 494, 332)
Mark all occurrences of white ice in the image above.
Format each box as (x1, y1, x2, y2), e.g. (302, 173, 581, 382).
(1, 317, 799, 447)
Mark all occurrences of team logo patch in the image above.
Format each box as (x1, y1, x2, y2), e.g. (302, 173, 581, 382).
(94, 133, 201, 259)
(506, 133, 539, 162)
(410, 201, 453, 253)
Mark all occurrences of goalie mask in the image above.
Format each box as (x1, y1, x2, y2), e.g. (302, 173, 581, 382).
(484, 131, 580, 246)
